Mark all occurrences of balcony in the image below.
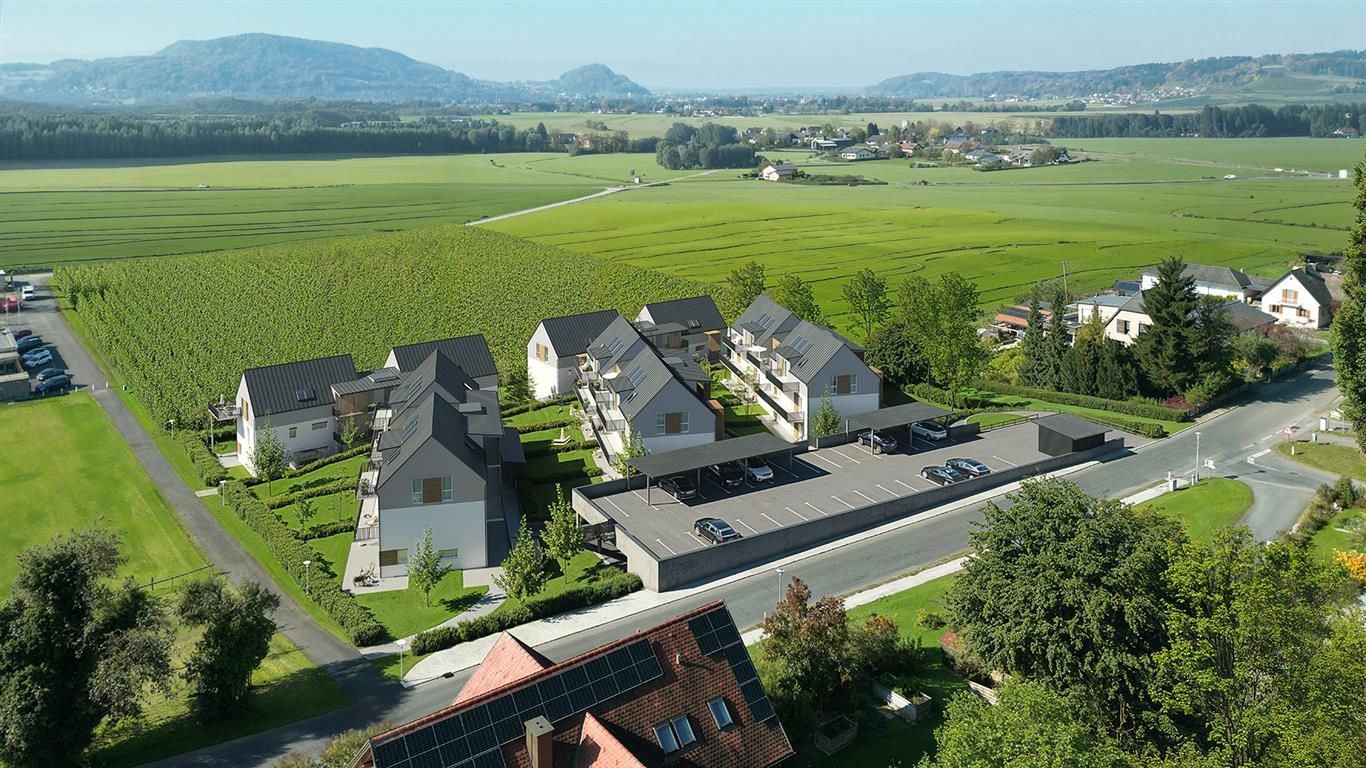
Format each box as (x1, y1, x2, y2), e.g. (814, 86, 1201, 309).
(753, 382, 800, 419)
(763, 366, 800, 393)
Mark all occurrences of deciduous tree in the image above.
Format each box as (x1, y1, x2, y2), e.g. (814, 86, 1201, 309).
(539, 484, 584, 584)
(250, 416, 288, 495)
(863, 318, 928, 385)
(843, 268, 891, 339)
(495, 517, 547, 602)
(812, 389, 842, 438)
(726, 260, 767, 310)
(899, 272, 988, 390)
(762, 578, 854, 727)
(407, 528, 450, 608)
(177, 577, 279, 719)
(772, 273, 826, 325)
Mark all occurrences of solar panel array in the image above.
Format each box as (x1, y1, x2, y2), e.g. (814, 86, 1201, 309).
(688, 608, 777, 723)
(371, 639, 663, 768)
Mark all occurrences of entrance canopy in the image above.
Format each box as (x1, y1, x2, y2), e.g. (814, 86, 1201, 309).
(627, 432, 799, 478)
(847, 402, 953, 432)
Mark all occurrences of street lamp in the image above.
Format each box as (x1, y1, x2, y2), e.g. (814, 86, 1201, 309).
(218, 478, 227, 507)
(775, 567, 785, 601)
(1193, 431, 1201, 484)
(397, 638, 409, 681)
(166, 418, 175, 437)
(303, 559, 312, 594)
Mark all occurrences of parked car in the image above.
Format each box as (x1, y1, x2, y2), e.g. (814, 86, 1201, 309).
(920, 465, 965, 486)
(16, 335, 43, 353)
(11, 328, 32, 340)
(743, 456, 774, 482)
(0, 298, 16, 313)
(946, 458, 991, 478)
(911, 421, 948, 441)
(20, 285, 35, 300)
(659, 475, 698, 501)
(22, 350, 53, 369)
(706, 462, 745, 489)
(35, 374, 71, 393)
(857, 431, 898, 454)
(694, 517, 742, 544)
(34, 367, 65, 382)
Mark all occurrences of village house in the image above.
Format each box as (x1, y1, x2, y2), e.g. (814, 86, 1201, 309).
(839, 145, 877, 161)
(528, 310, 622, 400)
(1139, 263, 1271, 303)
(1259, 267, 1334, 328)
(760, 161, 796, 181)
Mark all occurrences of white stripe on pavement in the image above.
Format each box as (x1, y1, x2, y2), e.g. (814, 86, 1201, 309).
(786, 506, 808, 521)
(852, 489, 877, 505)
(991, 455, 1018, 467)
(805, 501, 827, 516)
(831, 495, 855, 510)
(760, 512, 783, 528)
(655, 538, 677, 556)
(736, 519, 761, 535)
(810, 453, 843, 470)
(876, 483, 900, 498)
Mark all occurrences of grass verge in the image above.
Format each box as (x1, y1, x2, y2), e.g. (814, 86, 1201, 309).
(1136, 478, 1254, 543)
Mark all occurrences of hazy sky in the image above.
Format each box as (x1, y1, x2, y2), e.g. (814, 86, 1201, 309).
(2, 0, 1363, 90)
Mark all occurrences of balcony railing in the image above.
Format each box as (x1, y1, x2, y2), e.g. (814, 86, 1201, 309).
(753, 382, 798, 417)
(763, 366, 800, 392)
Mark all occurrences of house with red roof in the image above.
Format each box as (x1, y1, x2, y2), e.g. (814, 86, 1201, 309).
(350, 601, 792, 768)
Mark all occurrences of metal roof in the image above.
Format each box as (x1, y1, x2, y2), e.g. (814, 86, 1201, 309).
(1142, 263, 1259, 293)
(241, 354, 356, 417)
(388, 334, 498, 380)
(638, 295, 726, 334)
(539, 309, 622, 357)
(627, 432, 799, 478)
(331, 368, 402, 396)
(1035, 413, 1107, 440)
(388, 350, 480, 417)
(847, 402, 953, 431)
(378, 394, 490, 487)
(773, 320, 849, 384)
(732, 294, 798, 347)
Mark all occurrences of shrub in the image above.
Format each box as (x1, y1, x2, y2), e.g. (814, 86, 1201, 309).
(985, 382, 1187, 421)
(531, 464, 604, 483)
(264, 479, 355, 510)
(916, 609, 946, 630)
(301, 519, 357, 540)
(513, 416, 578, 434)
(291, 444, 370, 475)
(179, 433, 227, 486)
(502, 394, 575, 418)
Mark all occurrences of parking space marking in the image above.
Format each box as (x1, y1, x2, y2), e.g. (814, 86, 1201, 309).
(831, 495, 855, 510)
(785, 506, 808, 521)
(804, 501, 827, 516)
(759, 512, 783, 528)
(655, 538, 678, 556)
(688, 533, 708, 547)
(603, 498, 630, 518)
(810, 453, 843, 470)
(991, 455, 1018, 467)
(876, 483, 901, 498)
(773, 462, 798, 478)
(852, 489, 877, 505)
(830, 448, 861, 465)
(735, 519, 761, 535)
(895, 479, 918, 491)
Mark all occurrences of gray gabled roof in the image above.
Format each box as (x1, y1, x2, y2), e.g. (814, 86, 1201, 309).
(378, 394, 486, 487)
(539, 309, 622, 357)
(614, 348, 679, 421)
(771, 319, 865, 384)
(1142, 263, 1260, 293)
(1222, 301, 1278, 332)
(588, 314, 650, 371)
(388, 350, 479, 417)
(388, 334, 498, 380)
(242, 354, 356, 417)
(331, 368, 402, 397)
(639, 295, 726, 334)
(1270, 268, 1333, 307)
(733, 294, 798, 347)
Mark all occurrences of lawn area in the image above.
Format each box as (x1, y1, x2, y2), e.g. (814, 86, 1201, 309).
(965, 412, 1028, 430)
(1310, 506, 1366, 562)
(251, 454, 366, 499)
(490, 550, 610, 618)
(1275, 440, 1366, 482)
(354, 571, 487, 640)
(273, 490, 357, 530)
(0, 393, 205, 593)
(970, 388, 1190, 435)
(1135, 477, 1253, 543)
(504, 402, 576, 427)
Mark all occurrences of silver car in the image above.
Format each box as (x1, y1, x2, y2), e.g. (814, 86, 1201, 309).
(743, 456, 774, 482)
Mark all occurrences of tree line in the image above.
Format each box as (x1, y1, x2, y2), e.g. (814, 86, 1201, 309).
(1050, 101, 1366, 138)
(654, 122, 757, 170)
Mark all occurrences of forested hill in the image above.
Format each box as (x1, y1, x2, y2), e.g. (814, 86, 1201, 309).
(867, 50, 1366, 100)
(0, 33, 648, 104)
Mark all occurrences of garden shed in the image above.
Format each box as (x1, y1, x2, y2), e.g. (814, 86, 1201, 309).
(1035, 413, 1108, 456)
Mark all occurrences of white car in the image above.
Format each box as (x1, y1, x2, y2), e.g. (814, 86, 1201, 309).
(911, 420, 948, 441)
(743, 456, 774, 482)
(20, 285, 35, 300)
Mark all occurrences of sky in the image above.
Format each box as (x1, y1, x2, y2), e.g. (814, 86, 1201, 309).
(1, 0, 1363, 91)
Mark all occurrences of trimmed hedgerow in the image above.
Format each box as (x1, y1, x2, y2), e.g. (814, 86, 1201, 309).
(502, 394, 575, 418)
(513, 416, 578, 434)
(178, 433, 227, 486)
(264, 479, 355, 510)
(302, 519, 357, 540)
(983, 382, 1187, 422)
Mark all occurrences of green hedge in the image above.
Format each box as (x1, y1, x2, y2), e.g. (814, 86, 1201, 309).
(178, 433, 227, 487)
(1074, 412, 1167, 439)
(521, 438, 596, 458)
(502, 394, 575, 418)
(410, 571, 642, 655)
(302, 519, 357, 540)
(513, 416, 578, 434)
(241, 444, 370, 488)
(530, 464, 604, 483)
(984, 382, 1187, 422)
(263, 479, 356, 510)
(220, 481, 384, 645)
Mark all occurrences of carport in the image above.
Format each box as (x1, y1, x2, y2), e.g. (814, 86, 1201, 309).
(1036, 413, 1107, 456)
(846, 402, 955, 453)
(627, 432, 801, 504)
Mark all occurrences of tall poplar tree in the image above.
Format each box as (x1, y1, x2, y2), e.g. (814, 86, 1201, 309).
(1332, 156, 1366, 448)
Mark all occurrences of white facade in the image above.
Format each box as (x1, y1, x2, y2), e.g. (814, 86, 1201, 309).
(527, 322, 577, 400)
(234, 376, 337, 476)
(1260, 272, 1330, 328)
(376, 499, 487, 577)
(1076, 300, 1150, 346)
(1139, 271, 1251, 301)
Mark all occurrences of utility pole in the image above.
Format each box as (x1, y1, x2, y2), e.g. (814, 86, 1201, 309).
(1061, 260, 1068, 296)
(1193, 431, 1201, 484)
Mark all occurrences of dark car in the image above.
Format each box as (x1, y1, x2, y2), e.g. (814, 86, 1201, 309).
(706, 462, 745, 489)
(659, 475, 698, 500)
(34, 367, 65, 382)
(920, 465, 965, 486)
(694, 518, 741, 544)
(11, 329, 32, 340)
(35, 374, 71, 393)
(743, 456, 775, 482)
(946, 458, 991, 478)
(857, 431, 898, 454)
(16, 335, 43, 353)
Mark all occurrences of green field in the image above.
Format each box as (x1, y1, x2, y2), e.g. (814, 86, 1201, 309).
(1135, 477, 1254, 543)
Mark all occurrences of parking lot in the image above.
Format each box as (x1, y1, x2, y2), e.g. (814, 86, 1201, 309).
(1, 275, 89, 399)
(588, 422, 1138, 560)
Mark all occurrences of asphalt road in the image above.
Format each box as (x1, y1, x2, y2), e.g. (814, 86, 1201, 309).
(154, 359, 1341, 767)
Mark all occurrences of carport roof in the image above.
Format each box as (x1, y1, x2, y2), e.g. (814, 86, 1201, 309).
(848, 402, 953, 431)
(1035, 412, 1107, 439)
(627, 432, 799, 477)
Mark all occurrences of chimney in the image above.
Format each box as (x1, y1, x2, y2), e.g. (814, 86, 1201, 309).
(525, 716, 554, 768)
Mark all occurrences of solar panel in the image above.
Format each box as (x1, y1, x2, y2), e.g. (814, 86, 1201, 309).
(740, 678, 767, 707)
(405, 727, 438, 756)
(689, 615, 721, 656)
(467, 750, 506, 768)
(373, 739, 408, 766)
(440, 739, 471, 766)
(635, 650, 664, 683)
(407, 747, 442, 768)
(749, 695, 777, 723)
(568, 684, 595, 712)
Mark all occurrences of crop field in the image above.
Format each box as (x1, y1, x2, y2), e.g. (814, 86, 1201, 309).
(56, 225, 719, 424)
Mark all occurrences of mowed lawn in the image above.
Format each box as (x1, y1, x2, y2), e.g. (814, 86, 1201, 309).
(1135, 477, 1254, 543)
(0, 392, 204, 592)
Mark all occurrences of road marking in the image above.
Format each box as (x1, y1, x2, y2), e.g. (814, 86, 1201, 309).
(831, 449, 861, 464)
(655, 538, 678, 556)
(1260, 433, 1275, 443)
(852, 489, 877, 505)
(805, 501, 827, 516)
(810, 453, 843, 470)
(992, 455, 1018, 467)
(773, 462, 797, 478)
(876, 483, 900, 498)
(831, 495, 855, 510)
(736, 519, 761, 535)
(895, 479, 918, 491)
(786, 506, 809, 521)
(604, 498, 630, 518)
(760, 512, 783, 528)
(688, 533, 708, 547)
(1247, 448, 1271, 464)
(1243, 443, 1257, 449)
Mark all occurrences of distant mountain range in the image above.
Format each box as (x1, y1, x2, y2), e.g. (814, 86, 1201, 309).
(0, 33, 650, 104)
(867, 51, 1366, 101)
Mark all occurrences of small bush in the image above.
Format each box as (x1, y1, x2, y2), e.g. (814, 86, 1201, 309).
(916, 609, 946, 629)
(513, 416, 578, 434)
(531, 464, 604, 483)
(301, 519, 357, 540)
(986, 382, 1187, 421)
(502, 394, 575, 418)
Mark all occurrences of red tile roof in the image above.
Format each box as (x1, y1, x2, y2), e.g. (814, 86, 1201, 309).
(574, 713, 647, 768)
(454, 632, 551, 705)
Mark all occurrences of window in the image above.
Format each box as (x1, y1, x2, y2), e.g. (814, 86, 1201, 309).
(657, 411, 687, 435)
(1117, 319, 1131, 335)
(379, 549, 407, 567)
(1268, 304, 1282, 314)
(1138, 322, 1151, 334)
(831, 374, 856, 395)
(654, 716, 696, 754)
(438, 548, 459, 559)
(708, 698, 734, 729)
(312, 421, 327, 431)
(1298, 306, 1311, 318)
(1282, 288, 1299, 302)
(535, 343, 549, 362)
(288, 426, 298, 438)
(411, 477, 452, 504)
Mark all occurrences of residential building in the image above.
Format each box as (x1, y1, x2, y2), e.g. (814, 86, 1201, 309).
(577, 315, 719, 458)
(527, 310, 622, 400)
(1078, 293, 1277, 346)
(235, 354, 359, 474)
(723, 295, 880, 441)
(635, 294, 727, 362)
(386, 334, 500, 390)
(760, 161, 795, 181)
(810, 138, 839, 152)
(838, 146, 877, 161)
(1139, 263, 1271, 302)
(1260, 267, 1334, 328)
(363, 350, 523, 576)
(349, 601, 793, 768)
(1333, 126, 1361, 139)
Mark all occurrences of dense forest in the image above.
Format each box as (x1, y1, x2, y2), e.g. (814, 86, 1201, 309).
(1049, 101, 1365, 138)
(653, 123, 756, 170)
